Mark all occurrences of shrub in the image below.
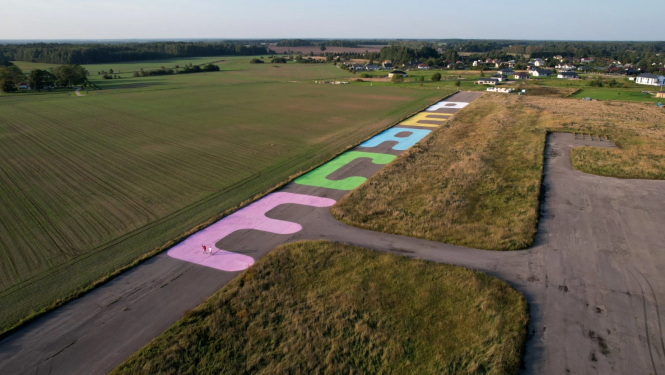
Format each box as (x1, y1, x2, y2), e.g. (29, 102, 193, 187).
(391, 74, 404, 84)
(271, 57, 287, 64)
(250, 58, 264, 64)
(431, 72, 441, 81)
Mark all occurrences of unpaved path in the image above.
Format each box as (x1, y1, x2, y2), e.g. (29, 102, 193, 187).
(1, 92, 663, 375)
(75, 87, 83, 96)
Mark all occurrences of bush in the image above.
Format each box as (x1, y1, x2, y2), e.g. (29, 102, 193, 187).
(102, 74, 113, 79)
(360, 73, 371, 78)
(431, 72, 441, 81)
(250, 58, 264, 64)
(271, 57, 287, 64)
(132, 71, 139, 77)
(391, 74, 404, 84)
(455, 80, 461, 87)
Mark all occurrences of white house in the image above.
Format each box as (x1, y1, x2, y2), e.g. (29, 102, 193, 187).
(534, 59, 546, 67)
(557, 71, 578, 79)
(513, 72, 531, 80)
(556, 64, 576, 70)
(581, 57, 595, 63)
(487, 87, 513, 93)
(388, 70, 407, 78)
(417, 64, 430, 70)
(18, 82, 29, 89)
(365, 64, 379, 71)
(635, 73, 665, 86)
(476, 77, 498, 85)
(490, 74, 506, 82)
(531, 68, 552, 77)
(351, 64, 363, 70)
(382, 61, 393, 70)
(497, 68, 514, 76)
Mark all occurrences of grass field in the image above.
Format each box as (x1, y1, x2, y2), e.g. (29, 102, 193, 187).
(7, 56, 355, 95)
(571, 88, 663, 103)
(10, 55, 251, 74)
(333, 93, 665, 250)
(112, 241, 528, 375)
(0, 68, 450, 334)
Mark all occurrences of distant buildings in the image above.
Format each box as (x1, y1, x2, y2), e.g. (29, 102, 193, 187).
(513, 72, 531, 80)
(417, 64, 430, 70)
(555, 64, 576, 71)
(364, 64, 379, 71)
(382, 60, 393, 70)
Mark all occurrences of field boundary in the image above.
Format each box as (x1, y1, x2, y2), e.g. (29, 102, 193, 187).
(0, 90, 460, 340)
(566, 88, 582, 97)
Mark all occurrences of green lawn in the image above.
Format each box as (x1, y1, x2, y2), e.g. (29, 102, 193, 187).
(0, 68, 450, 334)
(112, 241, 528, 375)
(571, 88, 663, 103)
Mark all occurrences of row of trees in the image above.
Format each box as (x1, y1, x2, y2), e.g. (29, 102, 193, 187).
(131, 63, 221, 78)
(0, 64, 89, 93)
(0, 42, 268, 65)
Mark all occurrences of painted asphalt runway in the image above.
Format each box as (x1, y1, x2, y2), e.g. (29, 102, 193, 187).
(1, 91, 664, 374)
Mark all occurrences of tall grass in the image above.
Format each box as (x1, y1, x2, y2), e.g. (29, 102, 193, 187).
(333, 94, 665, 251)
(112, 241, 528, 375)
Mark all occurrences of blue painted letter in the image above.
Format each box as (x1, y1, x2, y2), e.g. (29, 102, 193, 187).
(360, 127, 431, 150)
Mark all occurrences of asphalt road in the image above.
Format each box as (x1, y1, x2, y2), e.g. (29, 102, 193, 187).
(1, 92, 664, 375)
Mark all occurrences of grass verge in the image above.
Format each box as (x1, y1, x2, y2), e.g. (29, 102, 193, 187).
(112, 241, 528, 375)
(332, 94, 665, 250)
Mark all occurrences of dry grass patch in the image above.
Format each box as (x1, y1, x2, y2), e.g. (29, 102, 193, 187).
(112, 241, 528, 375)
(333, 94, 545, 250)
(333, 94, 665, 250)
(532, 98, 665, 179)
(520, 85, 578, 98)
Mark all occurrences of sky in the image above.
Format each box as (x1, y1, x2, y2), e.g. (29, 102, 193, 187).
(2, 0, 662, 41)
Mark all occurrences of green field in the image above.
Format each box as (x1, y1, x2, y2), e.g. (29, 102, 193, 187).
(571, 88, 662, 103)
(112, 241, 528, 375)
(11, 55, 251, 74)
(7, 56, 356, 95)
(0, 63, 450, 334)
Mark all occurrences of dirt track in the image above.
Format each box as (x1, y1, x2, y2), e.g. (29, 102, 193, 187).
(1, 92, 664, 374)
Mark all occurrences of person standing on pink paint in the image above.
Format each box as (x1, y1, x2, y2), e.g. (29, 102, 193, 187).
(202, 245, 206, 254)
(209, 247, 213, 255)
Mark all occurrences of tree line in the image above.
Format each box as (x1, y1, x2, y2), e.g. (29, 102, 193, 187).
(0, 42, 268, 65)
(0, 63, 89, 93)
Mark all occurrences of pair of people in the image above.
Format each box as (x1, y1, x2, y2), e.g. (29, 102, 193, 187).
(201, 245, 213, 255)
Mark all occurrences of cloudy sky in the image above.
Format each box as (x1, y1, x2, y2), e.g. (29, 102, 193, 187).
(2, 0, 661, 41)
